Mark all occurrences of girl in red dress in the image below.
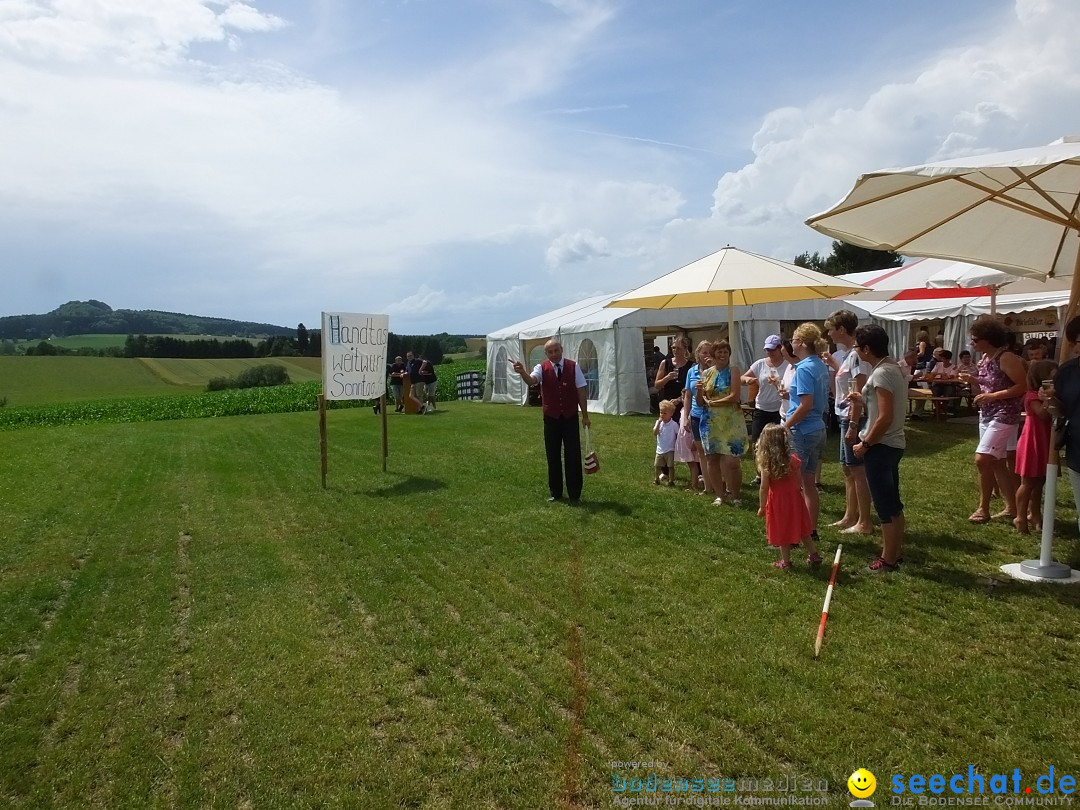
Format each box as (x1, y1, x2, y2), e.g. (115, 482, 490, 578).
(756, 424, 822, 569)
(1015, 359, 1057, 534)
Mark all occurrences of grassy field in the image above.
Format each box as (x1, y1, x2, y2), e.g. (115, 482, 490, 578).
(0, 356, 326, 406)
(1, 403, 1078, 808)
(139, 357, 322, 387)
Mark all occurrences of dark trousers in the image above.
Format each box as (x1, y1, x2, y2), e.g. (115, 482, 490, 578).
(750, 407, 782, 443)
(543, 415, 583, 500)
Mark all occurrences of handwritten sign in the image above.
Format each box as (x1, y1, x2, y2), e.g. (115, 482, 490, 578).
(321, 312, 389, 400)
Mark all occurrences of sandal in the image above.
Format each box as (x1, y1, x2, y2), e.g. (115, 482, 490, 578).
(991, 509, 1016, 520)
(968, 509, 990, 524)
(868, 556, 899, 573)
(772, 560, 793, 569)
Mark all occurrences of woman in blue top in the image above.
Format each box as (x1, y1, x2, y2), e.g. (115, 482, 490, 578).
(782, 322, 830, 541)
(697, 340, 747, 505)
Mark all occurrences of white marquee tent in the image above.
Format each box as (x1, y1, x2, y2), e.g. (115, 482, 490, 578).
(485, 293, 857, 415)
(485, 260, 1071, 416)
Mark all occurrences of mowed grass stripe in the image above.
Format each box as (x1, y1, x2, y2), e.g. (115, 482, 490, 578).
(0, 404, 1078, 808)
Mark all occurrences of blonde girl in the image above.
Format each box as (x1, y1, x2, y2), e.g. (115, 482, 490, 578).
(756, 424, 821, 568)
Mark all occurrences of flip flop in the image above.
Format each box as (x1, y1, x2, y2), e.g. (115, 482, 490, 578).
(968, 510, 990, 524)
(992, 509, 1016, 520)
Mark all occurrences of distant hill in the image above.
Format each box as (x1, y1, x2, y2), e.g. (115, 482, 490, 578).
(0, 300, 295, 340)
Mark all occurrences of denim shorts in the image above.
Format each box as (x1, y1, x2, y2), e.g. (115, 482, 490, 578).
(691, 416, 702, 442)
(839, 417, 867, 467)
(790, 428, 827, 474)
(864, 443, 905, 523)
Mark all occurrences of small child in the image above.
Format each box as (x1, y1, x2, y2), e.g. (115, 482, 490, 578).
(755, 424, 822, 568)
(653, 399, 679, 486)
(1014, 359, 1057, 534)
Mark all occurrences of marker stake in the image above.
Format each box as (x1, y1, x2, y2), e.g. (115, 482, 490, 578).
(814, 544, 842, 659)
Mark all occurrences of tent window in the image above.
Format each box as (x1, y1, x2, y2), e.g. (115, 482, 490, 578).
(578, 339, 599, 400)
(494, 347, 508, 394)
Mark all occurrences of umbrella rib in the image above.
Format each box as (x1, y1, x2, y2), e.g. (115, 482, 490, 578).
(1048, 188, 1080, 279)
(805, 175, 955, 224)
(1006, 166, 1080, 229)
(888, 169, 1077, 253)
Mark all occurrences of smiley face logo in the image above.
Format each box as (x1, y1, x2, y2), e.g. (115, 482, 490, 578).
(848, 768, 877, 798)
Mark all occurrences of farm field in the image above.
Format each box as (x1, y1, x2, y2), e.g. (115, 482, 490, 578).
(139, 357, 322, 387)
(0, 356, 324, 406)
(1, 402, 1078, 808)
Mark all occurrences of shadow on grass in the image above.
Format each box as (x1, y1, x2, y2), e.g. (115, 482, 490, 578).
(896, 423, 976, 458)
(576, 499, 633, 517)
(364, 475, 447, 498)
(906, 529, 997, 555)
(906, 563, 1080, 606)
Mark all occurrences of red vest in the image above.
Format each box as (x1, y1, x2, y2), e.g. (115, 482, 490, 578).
(540, 359, 580, 419)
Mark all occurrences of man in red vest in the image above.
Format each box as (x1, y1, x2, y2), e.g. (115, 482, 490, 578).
(512, 339, 591, 504)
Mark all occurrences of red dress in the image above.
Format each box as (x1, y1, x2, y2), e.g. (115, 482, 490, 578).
(765, 455, 813, 546)
(1015, 390, 1050, 478)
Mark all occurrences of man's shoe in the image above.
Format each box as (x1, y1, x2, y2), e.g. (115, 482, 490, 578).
(568, 498, 581, 506)
(547, 496, 562, 502)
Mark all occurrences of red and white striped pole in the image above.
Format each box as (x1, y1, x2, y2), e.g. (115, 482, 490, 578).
(814, 545, 843, 659)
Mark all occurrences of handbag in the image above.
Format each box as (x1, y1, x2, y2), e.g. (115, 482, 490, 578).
(583, 426, 600, 475)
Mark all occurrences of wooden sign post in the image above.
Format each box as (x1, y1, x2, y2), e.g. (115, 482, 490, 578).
(320, 312, 390, 487)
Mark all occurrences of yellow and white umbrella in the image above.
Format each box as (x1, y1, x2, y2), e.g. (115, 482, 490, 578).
(606, 246, 866, 347)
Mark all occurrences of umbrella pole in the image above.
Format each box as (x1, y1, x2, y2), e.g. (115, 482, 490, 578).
(989, 285, 997, 315)
(1008, 423, 1074, 580)
(727, 291, 735, 353)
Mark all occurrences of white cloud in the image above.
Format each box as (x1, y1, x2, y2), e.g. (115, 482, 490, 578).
(592, 0, 1080, 283)
(545, 229, 610, 268)
(3, 0, 1080, 335)
(0, 0, 284, 67)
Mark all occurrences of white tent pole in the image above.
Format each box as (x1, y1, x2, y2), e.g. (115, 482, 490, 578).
(990, 285, 997, 315)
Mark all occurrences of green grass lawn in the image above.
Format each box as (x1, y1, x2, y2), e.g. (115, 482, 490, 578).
(1, 405, 1078, 808)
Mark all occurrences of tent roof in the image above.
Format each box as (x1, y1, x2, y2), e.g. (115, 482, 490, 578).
(486, 291, 755, 341)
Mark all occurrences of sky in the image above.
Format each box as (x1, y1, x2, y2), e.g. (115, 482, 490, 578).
(2, 0, 1080, 335)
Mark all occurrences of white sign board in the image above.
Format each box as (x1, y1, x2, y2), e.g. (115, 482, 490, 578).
(321, 312, 389, 400)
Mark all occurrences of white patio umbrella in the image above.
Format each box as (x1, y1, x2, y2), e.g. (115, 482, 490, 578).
(606, 246, 866, 352)
(923, 259, 1025, 314)
(806, 136, 1080, 582)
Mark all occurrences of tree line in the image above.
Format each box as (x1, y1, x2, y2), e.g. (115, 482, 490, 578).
(13, 325, 480, 363)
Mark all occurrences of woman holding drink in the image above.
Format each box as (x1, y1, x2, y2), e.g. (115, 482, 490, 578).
(959, 315, 1027, 524)
(824, 310, 874, 534)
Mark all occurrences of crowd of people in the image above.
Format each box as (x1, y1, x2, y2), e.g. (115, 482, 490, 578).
(645, 313, 1062, 573)
(510, 313, 1071, 576)
(642, 311, 910, 573)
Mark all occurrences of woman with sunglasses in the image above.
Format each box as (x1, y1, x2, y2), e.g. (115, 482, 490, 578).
(959, 315, 1027, 524)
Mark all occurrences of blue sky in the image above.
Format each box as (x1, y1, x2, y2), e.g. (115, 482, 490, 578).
(1, 0, 1077, 334)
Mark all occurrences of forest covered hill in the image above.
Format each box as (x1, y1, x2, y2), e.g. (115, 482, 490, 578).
(0, 300, 294, 340)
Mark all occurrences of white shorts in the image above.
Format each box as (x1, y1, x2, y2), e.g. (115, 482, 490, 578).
(976, 416, 1019, 460)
